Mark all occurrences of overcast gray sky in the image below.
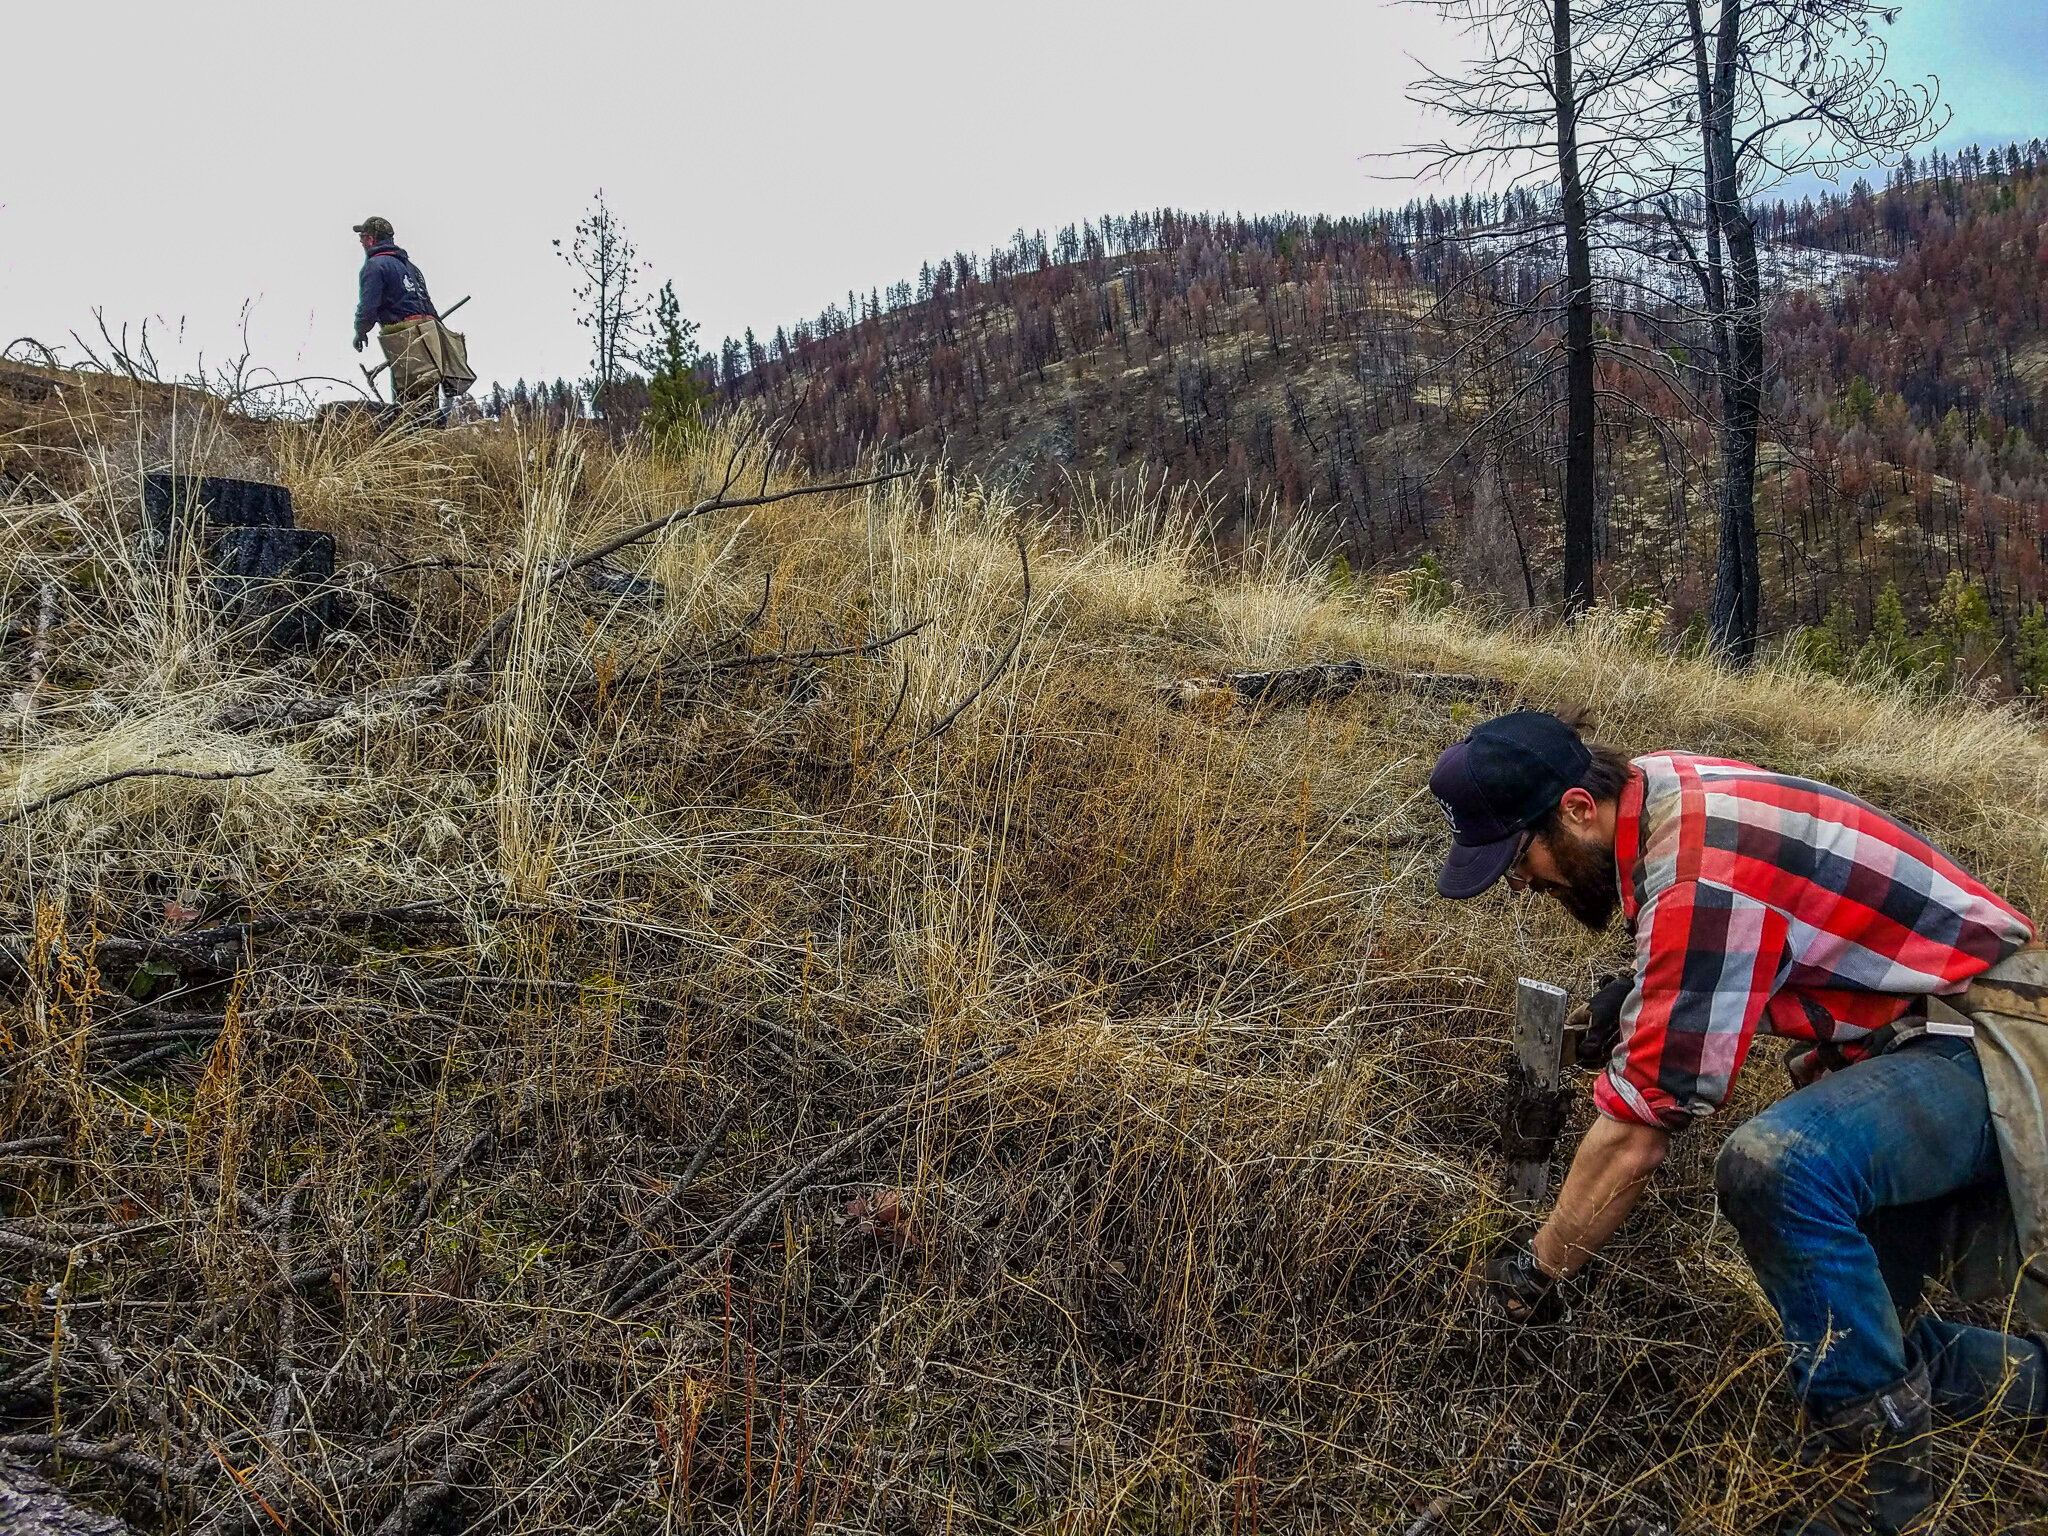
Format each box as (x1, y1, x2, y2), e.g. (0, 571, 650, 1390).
(4, 0, 2042, 401)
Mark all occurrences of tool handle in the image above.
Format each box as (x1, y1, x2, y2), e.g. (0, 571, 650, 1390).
(1508, 977, 1570, 1206)
(437, 294, 471, 322)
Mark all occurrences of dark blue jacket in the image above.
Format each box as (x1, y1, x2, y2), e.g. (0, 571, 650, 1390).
(354, 242, 437, 338)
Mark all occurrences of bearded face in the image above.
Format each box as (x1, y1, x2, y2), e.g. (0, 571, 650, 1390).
(1529, 822, 1621, 931)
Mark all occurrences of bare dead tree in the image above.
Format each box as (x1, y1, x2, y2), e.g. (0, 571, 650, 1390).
(556, 190, 650, 424)
(1408, 0, 1671, 613)
(1628, 0, 1944, 661)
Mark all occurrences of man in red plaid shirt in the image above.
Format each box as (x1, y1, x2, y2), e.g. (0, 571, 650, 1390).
(1430, 711, 2040, 1536)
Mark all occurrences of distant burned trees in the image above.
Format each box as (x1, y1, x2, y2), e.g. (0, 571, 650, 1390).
(688, 155, 2044, 670)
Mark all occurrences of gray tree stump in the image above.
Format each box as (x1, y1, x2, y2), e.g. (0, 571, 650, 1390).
(0, 1456, 132, 1536)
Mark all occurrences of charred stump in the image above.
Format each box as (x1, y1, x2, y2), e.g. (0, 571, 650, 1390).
(142, 474, 334, 649)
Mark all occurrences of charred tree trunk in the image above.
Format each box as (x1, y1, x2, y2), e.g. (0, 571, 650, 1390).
(1554, 0, 1598, 614)
(1703, 0, 1763, 662)
(1685, 0, 1730, 367)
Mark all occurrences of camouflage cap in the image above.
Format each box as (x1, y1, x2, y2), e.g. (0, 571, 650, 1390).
(352, 215, 395, 241)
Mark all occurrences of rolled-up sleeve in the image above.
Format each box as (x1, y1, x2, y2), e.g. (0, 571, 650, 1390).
(1594, 882, 1789, 1130)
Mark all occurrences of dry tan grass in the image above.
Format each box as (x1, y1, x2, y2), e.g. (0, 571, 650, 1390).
(1, 399, 2044, 1535)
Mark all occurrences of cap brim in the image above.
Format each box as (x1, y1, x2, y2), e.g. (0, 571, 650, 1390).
(1437, 833, 1521, 899)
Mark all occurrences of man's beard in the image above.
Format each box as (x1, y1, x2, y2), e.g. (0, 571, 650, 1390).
(1534, 826, 1620, 931)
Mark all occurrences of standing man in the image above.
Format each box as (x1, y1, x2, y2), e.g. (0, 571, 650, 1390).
(1430, 710, 2045, 1536)
(352, 216, 443, 417)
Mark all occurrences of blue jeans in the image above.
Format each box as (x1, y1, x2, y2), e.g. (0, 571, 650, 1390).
(1715, 1035, 2048, 1417)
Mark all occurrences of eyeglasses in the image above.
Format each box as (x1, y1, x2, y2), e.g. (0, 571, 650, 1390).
(1502, 829, 1537, 893)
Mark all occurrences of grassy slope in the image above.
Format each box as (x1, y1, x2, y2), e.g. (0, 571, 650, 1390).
(2, 388, 2046, 1533)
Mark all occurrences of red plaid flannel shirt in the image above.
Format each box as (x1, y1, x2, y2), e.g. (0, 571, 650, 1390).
(1596, 753, 2035, 1130)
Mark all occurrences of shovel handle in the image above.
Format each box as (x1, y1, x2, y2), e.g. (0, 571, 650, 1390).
(1508, 978, 1570, 1206)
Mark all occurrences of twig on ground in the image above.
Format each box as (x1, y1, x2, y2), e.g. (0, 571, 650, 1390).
(600, 1096, 741, 1293)
(53, 900, 474, 969)
(0, 1432, 196, 1485)
(592, 619, 930, 697)
(1167, 658, 1506, 712)
(408, 1127, 498, 1231)
(610, 1045, 1016, 1314)
(0, 1228, 84, 1262)
(266, 1183, 304, 1437)
(700, 620, 929, 674)
(884, 532, 1031, 761)
(867, 663, 914, 756)
(457, 470, 909, 677)
(0, 766, 274, 829)
(103, 1042, 189, 1077)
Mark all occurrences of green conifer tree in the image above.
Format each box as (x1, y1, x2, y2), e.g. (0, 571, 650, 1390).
(1856, 581, 1916, 682)
(1927, 569, 1996, 688)
(642, 280, 711, 454)
(1406, 554, 1452, 616)
(2017, 603, 2048, 694)
(1843, 375, 1877, 427)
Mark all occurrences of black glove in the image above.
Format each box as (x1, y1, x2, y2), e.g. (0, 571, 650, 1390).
(1571, 973, 1632, 1070)
(1482, 1231, 1564, 1324)
(1783, 1042, 1822, 1090)
(1494, 1053, 1573, 1162)
(352, 332, 368, 353)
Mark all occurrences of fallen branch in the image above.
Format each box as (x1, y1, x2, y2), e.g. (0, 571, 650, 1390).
(48, 900, 474, 970)
(370, 1434, 478, 1536)
(0, 1228, 82, 1263)
(1167, 658, 1506, 712)
(407, 1125, 498, 1231)
(882, 531, 1031, 762)
(611, 1045, 1017, 1315)
(89, 1025, 229, 1048)
(599, 1096, 741, 1294)
(0, 1433, 194, 1486)
(0, 766, 274, 830)
(697, 619, 927, 674)
(0, 1437, 142, 1534)
(266, 1183, 304, 1438)
(587, 618, 931, 698)
(869, 663, 913, 754)
(103, 1042, 189, 1078)
(458, 470, 910, 677)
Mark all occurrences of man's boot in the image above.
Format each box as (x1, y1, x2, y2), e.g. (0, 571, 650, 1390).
(1789, 1363, 1938, 1536)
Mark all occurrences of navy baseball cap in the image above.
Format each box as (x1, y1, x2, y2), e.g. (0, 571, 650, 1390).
(1429, 712, 1592, 898)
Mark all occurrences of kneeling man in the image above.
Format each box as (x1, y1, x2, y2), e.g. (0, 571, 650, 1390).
(1431, 710, 2044, 1536)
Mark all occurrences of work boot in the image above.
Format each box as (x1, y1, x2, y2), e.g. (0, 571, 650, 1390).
(1786, 1363, 1938, 1536)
